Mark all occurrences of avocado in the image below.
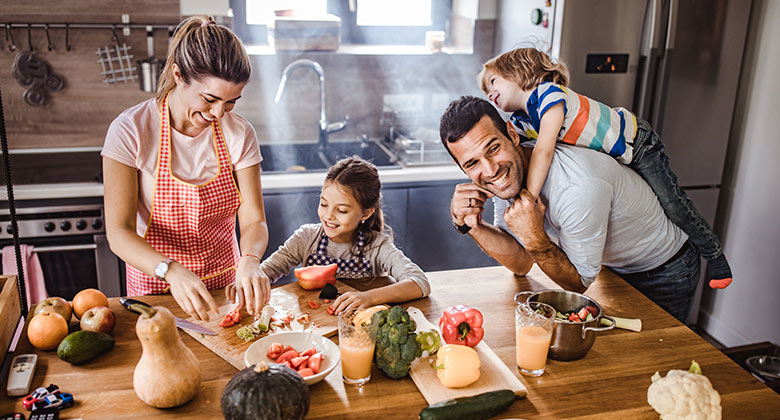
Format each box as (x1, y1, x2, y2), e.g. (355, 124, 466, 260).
(57, 330, 115, 365)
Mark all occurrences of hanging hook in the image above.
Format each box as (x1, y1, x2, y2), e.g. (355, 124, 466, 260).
(44, 24, 54, 51)
(5, 24, 16, 52)
(65, 23, 71, 51)
(111, 24, 119, 44)
(26, 23, 33, 51)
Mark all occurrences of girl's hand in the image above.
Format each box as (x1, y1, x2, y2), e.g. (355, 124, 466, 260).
(504, 189, 548, 251)
(331, 291, 373, 315)
(234, 256, 271, 316)
(166, 262, 219, 321)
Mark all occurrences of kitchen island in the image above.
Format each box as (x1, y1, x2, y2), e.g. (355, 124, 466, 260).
(3, 265, 779, 419)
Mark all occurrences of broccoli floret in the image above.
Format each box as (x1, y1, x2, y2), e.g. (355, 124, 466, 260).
(372, 306, 422, 379)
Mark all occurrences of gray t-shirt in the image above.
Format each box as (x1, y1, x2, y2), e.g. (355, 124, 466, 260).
(494, 143, 687, 287)
(260, 223, 431, 297)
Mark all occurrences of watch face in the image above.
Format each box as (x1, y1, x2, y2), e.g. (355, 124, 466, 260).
(154, 261, 169, 278)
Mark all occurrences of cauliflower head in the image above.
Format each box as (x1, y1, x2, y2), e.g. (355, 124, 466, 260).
(647, 361, 722, 420)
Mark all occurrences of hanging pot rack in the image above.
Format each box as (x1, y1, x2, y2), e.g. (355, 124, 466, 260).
(3, 22, 176, 52)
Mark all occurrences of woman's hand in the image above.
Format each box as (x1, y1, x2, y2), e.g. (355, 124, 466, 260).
(232, 256, 271, 316)
(166, 262, 219, 321)
(331, 290, 374, 315)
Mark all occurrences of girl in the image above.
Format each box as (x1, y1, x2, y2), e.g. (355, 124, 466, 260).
(479, 48, 732, 289)
(102, 16, 269, 321)
(237, 156, 430, 314)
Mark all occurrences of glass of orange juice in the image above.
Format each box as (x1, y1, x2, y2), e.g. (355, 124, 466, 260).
(515, 300, 556, 377)
(338, 309, 377, 386)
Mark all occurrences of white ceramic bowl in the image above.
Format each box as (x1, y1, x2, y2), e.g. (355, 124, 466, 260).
(244, 331, 340, 386)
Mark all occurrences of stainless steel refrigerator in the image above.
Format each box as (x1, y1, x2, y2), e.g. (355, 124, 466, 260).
(495, 0, 752, 324)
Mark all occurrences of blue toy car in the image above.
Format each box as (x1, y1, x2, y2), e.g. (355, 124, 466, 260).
(31, 392, 74, 411)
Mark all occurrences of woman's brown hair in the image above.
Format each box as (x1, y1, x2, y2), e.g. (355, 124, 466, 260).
(156, 15, 251, 103)
(324, 156, 385, 250)
(479, 48, 569, 94)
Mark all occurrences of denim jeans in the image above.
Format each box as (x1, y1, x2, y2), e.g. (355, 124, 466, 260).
(630, 118, 723, 260)
(620, 241, 701, 323)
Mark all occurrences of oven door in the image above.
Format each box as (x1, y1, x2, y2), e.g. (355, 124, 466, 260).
(0, 233, 122, 301)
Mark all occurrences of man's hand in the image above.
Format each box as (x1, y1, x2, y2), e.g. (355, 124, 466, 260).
(451, 183, 493, 228)
(504, 189, 548, 250)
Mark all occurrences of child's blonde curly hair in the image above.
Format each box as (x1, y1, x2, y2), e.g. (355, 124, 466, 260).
(479, 48, 570, 94)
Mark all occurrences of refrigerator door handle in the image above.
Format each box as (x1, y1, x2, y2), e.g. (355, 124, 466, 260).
(665, 0, 678, 51)
(635, 0, 666, 120)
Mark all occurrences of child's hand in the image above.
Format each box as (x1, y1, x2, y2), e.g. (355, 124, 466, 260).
(504, 189, 547, 250)
(331, 291, 372, 315)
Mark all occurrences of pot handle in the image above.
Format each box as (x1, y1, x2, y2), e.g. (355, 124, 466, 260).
(582, 315, 616, 339)
(514, 291, 534, 305)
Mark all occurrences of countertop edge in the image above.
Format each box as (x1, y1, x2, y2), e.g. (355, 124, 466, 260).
(1, 165, 468, 200)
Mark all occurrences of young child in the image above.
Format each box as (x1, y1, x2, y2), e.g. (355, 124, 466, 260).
(239, 156, 431, 314)
(479, 48, 732, 289)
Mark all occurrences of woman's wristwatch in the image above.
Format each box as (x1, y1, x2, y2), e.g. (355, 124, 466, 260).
(154, 258, 175, 280)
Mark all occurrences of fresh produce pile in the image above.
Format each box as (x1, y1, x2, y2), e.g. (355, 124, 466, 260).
(266, 343, 325, 378)
(554, 305, 598, 323)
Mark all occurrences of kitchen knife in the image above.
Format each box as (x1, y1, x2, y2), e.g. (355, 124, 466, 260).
(119, 297, 217, 336)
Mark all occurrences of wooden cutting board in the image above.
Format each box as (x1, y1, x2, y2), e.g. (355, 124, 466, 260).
(407, 306, 528, 404)
(181, 281, 358, 370)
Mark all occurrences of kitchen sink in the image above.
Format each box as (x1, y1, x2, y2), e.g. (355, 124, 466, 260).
(259, 139, 400, 174)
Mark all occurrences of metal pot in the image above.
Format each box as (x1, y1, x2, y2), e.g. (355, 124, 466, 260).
(137, 26, 163, 93)
(515, 290, 615, 361)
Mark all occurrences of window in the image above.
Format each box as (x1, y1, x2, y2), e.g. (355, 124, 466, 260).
(231, 0, 451, 47)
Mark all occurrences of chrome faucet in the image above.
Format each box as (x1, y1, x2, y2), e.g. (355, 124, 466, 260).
(274, 59, 348, 150)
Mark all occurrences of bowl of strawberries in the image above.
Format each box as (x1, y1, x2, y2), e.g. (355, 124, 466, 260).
(244, 331, 341, 385)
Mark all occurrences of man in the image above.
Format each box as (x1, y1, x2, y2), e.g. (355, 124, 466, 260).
(441, 96, 700, 322)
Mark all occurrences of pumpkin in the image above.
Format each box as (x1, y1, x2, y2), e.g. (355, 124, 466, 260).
(132, 304, 201, 408)
(222, 361, 310, 420)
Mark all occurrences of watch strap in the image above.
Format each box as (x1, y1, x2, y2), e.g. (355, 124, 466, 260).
(453, 221, 472, 235)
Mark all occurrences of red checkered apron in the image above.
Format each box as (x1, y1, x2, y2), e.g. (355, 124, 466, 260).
(125, 94, 242, 296)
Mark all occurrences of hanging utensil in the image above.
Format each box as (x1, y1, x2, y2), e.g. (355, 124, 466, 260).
(137, 25, 163, 93)
(95, 25, 137, 84)
(10, 25, 65, 107)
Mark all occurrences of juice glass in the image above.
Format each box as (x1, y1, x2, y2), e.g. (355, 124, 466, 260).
(515, 300, 556, 377)
(338, 309, 377, 386)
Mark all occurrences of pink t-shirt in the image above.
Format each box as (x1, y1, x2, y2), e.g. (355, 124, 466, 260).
(101, 98, 262, 235)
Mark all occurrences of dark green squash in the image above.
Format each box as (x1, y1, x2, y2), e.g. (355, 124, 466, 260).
(221, 361, 310, 420)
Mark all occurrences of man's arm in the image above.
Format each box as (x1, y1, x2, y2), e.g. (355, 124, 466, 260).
(504, 190, 587, 292)
(451, 182, 534, 275)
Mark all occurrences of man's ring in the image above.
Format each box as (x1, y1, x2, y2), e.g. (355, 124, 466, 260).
(468, 198, 473, 208)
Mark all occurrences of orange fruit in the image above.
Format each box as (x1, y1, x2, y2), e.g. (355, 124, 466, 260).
(72, 288, 109, 320)
(27, 312, 69, 350)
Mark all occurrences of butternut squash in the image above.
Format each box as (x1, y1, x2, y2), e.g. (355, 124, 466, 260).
(132, 304, 201, 408)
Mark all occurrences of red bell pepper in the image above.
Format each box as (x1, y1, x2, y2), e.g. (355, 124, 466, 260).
(439, 305, 484, 347)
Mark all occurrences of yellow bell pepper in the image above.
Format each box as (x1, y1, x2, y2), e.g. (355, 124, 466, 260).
(435, 344, 481, 388)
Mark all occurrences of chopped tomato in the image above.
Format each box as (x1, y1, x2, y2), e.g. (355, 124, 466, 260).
(297, 368, 315, 378)
(284, 345, 295, 353)
(281, 314, 292, 325)
(326, 305, 335, 316)
(291, 356, 309, 369)
(266, 342, 285, 360)
(307, 300, 321, 309)
(296, 314, 310, 323)
(323, 299, 331, 304)
(230, 308, 242, 323)
(276, 349, 299, 364)
(219, 313, 236, 328)
(308, 352, 323, 374)
(280, 360, 293, 369)
(299, 347, 317, 358)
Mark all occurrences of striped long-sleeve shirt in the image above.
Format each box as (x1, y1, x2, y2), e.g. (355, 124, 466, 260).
(510, 82, 638, 164)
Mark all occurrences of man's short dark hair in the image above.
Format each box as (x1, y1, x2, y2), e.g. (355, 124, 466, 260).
(439, 96, 512, 163)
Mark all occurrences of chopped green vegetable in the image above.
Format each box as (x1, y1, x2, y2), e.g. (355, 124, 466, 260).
(235, 305, 276, 342)
(416, 329, 442, 355)
(688, 360, 702, 375)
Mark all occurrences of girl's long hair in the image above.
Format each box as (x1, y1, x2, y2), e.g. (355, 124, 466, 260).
(324, 156, 385, 254)
(156, 15, 251, 104)
(479, 48, 569, 94)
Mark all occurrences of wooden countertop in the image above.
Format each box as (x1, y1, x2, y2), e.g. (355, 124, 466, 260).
(3, 265, 779, 419)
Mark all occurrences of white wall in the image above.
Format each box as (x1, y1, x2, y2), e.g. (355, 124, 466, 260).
(698, 0, 780, 347)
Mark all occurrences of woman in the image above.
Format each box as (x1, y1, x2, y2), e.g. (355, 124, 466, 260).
(102, 16, 268, 320)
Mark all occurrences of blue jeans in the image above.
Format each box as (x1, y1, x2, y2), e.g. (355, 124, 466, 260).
(630, 118, 723, 260)
(620, 241, 701, 323)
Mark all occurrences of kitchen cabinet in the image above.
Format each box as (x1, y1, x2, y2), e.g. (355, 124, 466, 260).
(261, 179, 497, 282)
